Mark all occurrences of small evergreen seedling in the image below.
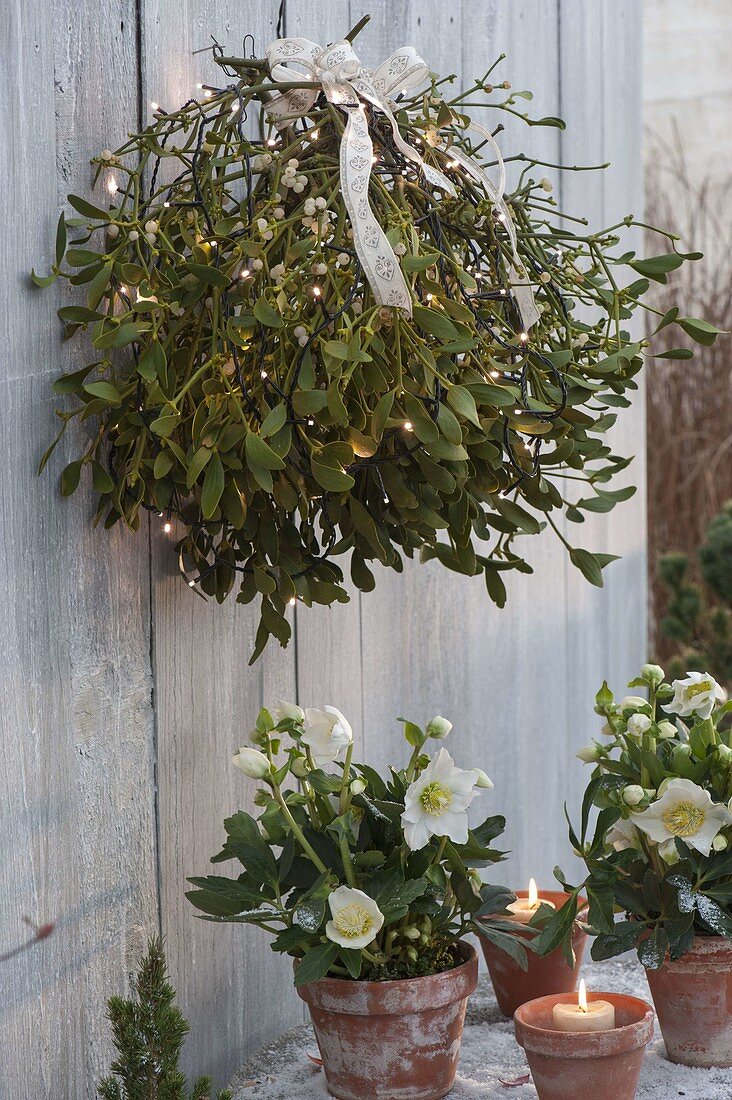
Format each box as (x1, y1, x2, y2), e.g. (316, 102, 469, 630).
(97, 936, 232, 1100)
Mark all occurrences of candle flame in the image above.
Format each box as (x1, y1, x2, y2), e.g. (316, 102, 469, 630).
(578, 979, 588, 1013)
(528, 878, 538, 907)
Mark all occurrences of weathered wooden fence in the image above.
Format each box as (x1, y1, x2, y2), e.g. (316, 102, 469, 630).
(1, 1, 643, 1094)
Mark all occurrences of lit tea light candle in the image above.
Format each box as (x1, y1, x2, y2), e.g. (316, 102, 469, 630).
(552, 979, 616, 1032)
(505, 879, 556, 925)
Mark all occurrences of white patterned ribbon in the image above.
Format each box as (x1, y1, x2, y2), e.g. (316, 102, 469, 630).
(444, 123, 540, 330)
(266, 38, 457, 316)
(265, 38, 538, 329)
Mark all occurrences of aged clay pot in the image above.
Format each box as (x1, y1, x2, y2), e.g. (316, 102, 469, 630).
(480, 891, 588, 1016)
(645, 934, 732, 1067)
(514, 991, 654, 1100)
(296, 941, 478, 1100)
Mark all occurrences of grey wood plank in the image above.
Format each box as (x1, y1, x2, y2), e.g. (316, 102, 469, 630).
(556, 0, 614, 866)
(141, 1, 302, 1087)
(354, 1, 570, 894)
(285, 2, 367, 755)
(0, 1, 159, 1097)
(600, 0, 647, 692)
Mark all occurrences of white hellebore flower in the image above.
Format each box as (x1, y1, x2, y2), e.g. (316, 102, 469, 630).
(273, 700, 305, 723)
(622, 785, 646, 806)
(627, 713, 652, 737)
(656, 720, 677, 741)
(665, 672, 725, 721)
(426, 716, 453, 740)
(401, 748, 482, 851)
(607, 815, 642, 852)
(301, 706, 353, 767)
(325, 886, 384, 950)
(621, 696, 649, 711)
(633, 778, 732, 856)
(232, 747, 271, 780)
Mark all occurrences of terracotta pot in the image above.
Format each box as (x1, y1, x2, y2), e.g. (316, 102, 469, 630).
(295, 941, 478, 1100)
(480, 891, 588, 1016)
(645, 934, 732, 1067)
(514, 991, 654, 1100)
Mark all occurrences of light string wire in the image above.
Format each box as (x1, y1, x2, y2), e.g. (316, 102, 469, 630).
(110, 52, 568, 593)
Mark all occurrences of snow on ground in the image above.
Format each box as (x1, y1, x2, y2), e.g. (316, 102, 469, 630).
(229, 956, 732, 1099)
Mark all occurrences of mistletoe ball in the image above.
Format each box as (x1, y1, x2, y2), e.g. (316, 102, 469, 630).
(38, 31, 711, 660)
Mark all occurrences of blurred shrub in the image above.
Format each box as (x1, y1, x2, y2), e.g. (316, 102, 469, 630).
(658, 501, 732, 686)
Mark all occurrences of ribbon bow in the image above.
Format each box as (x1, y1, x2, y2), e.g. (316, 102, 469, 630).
(265, 38, 538, 329)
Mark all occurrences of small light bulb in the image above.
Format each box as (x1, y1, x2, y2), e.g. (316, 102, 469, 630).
(288, 596, 296, 606)
(519, 332, 529, 343)
(267, 137, 277, 147)
(404, 420, 413, 431)
(500, 289, 507, 296)
(188, 579, 195, 587)
(157, 511, 164, 517)
(164, 521, 172, 533)
(513, 408, 522, 415)
(307, 417, 315, 426)
(163, 201, 170, 208)
(240, 268, 250, 279)
(490, 370, 501, 378)
(260, 369, 268, 379)
(312, 285, 321, 297)
(426, 293, 433, 301)
(383, 492, 390, 504)
(106, 176, 118, 195)
(230, 102, 240, 115)
(150, 101, 159, 112)
(310, 128, 319, 140)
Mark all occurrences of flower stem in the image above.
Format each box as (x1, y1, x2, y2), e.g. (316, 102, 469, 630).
(271, 783, 328, 874)
(338, 831, 358, 888)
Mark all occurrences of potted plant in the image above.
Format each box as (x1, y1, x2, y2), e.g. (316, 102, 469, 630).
(187, 705, 523, 1099)
(537, 663, 732, 1067)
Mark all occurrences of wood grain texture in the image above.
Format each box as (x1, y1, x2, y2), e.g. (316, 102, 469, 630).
(287, 1, 367, 757)
(0, 1, 644, 1094)
(600, 0, 647, 694)
(141, 0, 302, 1089)
(0, 1, 159, 1098)
(556, 0, 614, 864)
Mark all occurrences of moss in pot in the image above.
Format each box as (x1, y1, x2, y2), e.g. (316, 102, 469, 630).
(188, 707, 523, 1099)
(537, 662, 732, 1068)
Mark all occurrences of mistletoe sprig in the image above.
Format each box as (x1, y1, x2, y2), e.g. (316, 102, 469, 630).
(36, 29, 721, 660)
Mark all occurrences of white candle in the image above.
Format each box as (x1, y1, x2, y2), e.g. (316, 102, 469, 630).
(505, 879, 556, 925)
(552, 980, 616, 1032)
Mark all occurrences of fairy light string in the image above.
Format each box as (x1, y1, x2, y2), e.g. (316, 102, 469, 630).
(118, 59, 579, 576)
(40, 16, 673, 652)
